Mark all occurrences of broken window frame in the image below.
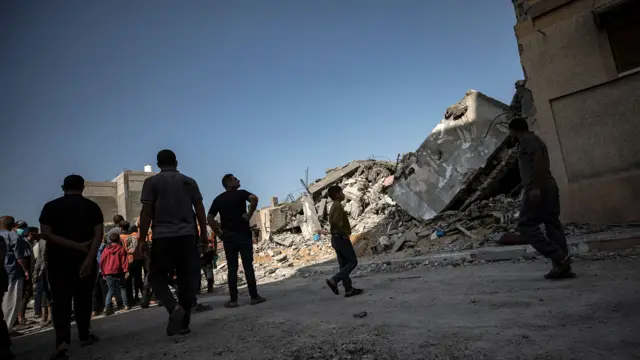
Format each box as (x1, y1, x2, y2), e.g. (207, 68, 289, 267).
(595, 0, 640, 75)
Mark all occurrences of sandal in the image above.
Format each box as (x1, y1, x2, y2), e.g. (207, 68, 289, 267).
(224, 301, 238, 308)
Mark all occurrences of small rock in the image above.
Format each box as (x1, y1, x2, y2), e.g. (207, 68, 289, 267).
(274, 254, 288, 262)
(353, 311, 368, 319)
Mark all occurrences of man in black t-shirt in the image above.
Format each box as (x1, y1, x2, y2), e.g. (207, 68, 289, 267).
(39, 175, 104, 360)
(208, 174, 265, 308)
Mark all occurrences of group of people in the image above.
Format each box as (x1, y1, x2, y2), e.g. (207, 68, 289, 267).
(1, 119, 574, 359)
(1, 218, 52, 360)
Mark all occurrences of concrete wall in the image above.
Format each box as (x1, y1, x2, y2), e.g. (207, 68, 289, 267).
(126, 171, 155, 222)
(86, 170, 156, 224)
(84, 181, 118, 222)
(388, 90, 511, 220)
(513, 0, 640, 223)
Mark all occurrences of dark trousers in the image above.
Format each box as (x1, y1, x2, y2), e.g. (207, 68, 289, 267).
(92, 276, 107, 313)
(518, 185, 568, 264)
(34, 279, 44, 316)
(19, 281, 34, 318)
(223, 233, 258, 301)
(0, 293, 11, 351)
(330, 234, 358, 290)
(105, 274, 128, 308)
(126, 259, 144, 302)
(149, 236, 199, 328)
(48, 263, 97, 347)
(201, 251, 214, 288)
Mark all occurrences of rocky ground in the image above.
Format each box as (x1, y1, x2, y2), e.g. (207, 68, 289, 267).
(12, 248, 640, 360)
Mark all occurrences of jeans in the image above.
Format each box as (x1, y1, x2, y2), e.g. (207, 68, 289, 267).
(330, 235, 358, 290)
(223, 232, 258, 301)
(92, 276, 107, 313)
(48, 263, 96, 347)
(2, 278, 24, 333)
(105, 274, 128, 308)
(126, 259, 144, 303)
(34, 279, 44, 316)
(149, 235, 199, 328)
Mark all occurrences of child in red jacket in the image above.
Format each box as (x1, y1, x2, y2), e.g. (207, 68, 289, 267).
(100, 233, 130, 315)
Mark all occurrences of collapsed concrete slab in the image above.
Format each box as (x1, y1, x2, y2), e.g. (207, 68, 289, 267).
(388, 90, 512, 220)
(307, 161, 363, 199)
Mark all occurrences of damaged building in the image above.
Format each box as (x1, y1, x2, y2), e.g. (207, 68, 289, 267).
(512, 0, 640, 223)
(387, 90, 520, 220)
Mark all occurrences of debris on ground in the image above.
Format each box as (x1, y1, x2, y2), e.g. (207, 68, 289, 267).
(219, 88, 640, 283)
(353, 311, 368, 319)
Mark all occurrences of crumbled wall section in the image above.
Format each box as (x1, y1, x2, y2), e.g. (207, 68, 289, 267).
(388, 90, 511, 220)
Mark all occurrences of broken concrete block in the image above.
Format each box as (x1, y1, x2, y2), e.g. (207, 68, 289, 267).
(273, 236, 294, 247)
(316, 199, 327, 218)
(392, 236, 407, 253)
(351, 199, 363, 219)
(404, 231, 418, 243)
(274, 254, 288, 262)
(343, 186, 363, 201)
(300, 195, 322, 240)
(378, 236, 391, 247)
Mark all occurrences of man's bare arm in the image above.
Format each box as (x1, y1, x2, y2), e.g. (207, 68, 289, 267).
(138, 203, 154, 244)
(41, 224, 88, 252)
(247, 194, 259, 217)
(194, 199, 208, 239)
(207, 213, 222, 233)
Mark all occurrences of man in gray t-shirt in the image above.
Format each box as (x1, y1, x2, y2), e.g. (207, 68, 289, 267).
(509, 118, 573, 280)
(138, 149, 207, 337)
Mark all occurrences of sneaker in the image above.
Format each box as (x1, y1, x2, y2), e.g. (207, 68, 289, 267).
(250, 296, 267, 306)
(179, 327, 192, 335)
(49, 347, 69, 360)
(166, 306, 186, 337)
(344, 288, 364, 298)
(104, 307, 115, 316)
(80, 333, 100, 347)
(545, 257, 573, 280)
(124, 306, 133, 311)
(326, 279, 339, 295)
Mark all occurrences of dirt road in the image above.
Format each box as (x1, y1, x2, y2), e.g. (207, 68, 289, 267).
(13, 256, 640, 359)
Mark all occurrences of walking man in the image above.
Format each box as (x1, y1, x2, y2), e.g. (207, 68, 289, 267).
(39, 174, 104, 359)
(207, 174, 265, 308)
(137, 149, 206, 336)
(509, 118, 573, 279)
(0, 216, 29, 336)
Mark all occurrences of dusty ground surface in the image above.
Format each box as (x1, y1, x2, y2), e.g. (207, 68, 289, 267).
(12, 256, 640, 360)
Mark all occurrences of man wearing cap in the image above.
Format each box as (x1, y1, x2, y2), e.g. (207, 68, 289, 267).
(40, 175, 104, 359)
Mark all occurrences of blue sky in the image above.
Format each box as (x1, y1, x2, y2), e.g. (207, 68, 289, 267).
(1, 0, 522, 225)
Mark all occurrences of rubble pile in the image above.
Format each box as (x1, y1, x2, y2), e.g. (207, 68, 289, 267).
(252, 160, 413, 270)
(241, 87, 640, 280)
